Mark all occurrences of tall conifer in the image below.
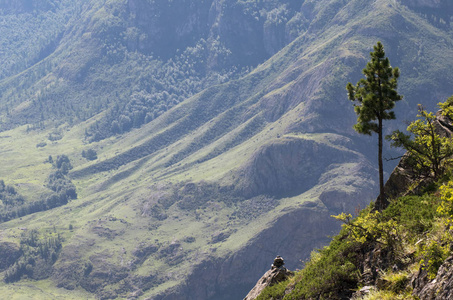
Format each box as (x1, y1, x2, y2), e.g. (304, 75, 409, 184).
(347, 42, 402, 211)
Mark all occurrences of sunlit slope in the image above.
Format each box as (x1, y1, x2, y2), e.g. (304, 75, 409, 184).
(0, 0, 453, 299)
(0, 122, 376, 300)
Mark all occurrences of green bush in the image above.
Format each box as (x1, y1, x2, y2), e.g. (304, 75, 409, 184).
(383, 195, 439, 240)
(82, 149, 98, 161)
(256, 280, 288, 300)
(282, 231, 361, 300)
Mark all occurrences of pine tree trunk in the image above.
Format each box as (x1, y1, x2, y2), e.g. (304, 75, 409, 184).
(377, 117, 387, 211)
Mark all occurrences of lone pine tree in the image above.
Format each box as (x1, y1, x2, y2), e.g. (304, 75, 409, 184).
(347, 41, 402, 211)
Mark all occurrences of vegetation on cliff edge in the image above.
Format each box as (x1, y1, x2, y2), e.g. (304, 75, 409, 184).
(256, 178, 453, 299)
(256, 100, 453, 299)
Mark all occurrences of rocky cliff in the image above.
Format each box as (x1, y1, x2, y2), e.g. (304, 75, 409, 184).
(238, 135, 361, 198)
(412, 255, 453, 300)
(126, 0, 304, 65)
(244, 109, 453, 300)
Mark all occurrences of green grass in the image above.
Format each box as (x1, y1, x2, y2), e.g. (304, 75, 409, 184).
(0, 0, 453, 298)
(0, 280, 94, 300)
(0, 111, 368, 298)
(258, 183, 451, 300)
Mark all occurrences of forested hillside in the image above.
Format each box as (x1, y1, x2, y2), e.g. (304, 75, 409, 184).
(0, 0, 305, 139)
(0, 0, 452, 299)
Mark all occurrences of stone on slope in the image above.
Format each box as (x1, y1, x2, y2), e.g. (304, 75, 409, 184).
(244, 256, 293, 300)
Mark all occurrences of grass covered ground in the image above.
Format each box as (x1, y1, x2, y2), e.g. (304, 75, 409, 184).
(0, 114, 372, 299)
(0, 0, 453, 298)
(256, 178, 453, 299)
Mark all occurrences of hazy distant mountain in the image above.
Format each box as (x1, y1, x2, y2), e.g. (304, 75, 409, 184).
(0, 0, 452, 299)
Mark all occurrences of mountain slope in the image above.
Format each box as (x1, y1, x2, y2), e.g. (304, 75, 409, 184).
(251, 109, 453, 300)
(0, 0, 453, 299)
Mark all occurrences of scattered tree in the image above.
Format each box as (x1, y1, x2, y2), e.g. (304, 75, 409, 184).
(81, 149, 98, 161)
(0, 155, 78, 223)
(54, 155, 73, 174)
(4, 230, 63, 283)
(347, 41, 402, 211)
(388, 102, 453, 179)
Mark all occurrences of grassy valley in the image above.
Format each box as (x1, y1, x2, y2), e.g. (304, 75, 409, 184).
(0, 0, 452, 299)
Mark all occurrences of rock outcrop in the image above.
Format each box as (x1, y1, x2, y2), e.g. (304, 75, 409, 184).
(383, 153, 420, 199)
(412, 255, 453, 299)
(239, 135, 359, 198)
(244, 256, 294, 300)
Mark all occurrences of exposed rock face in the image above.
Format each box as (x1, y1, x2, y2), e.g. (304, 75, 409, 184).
(383, 154, 420, 199)
(412, 256, 453, 299)
(239, 136, 359, 198)
(126, 0, 305, 66)
(126, 0, 212, 58)
(435, 111, 453, 138)
(244, 256, 293, 300)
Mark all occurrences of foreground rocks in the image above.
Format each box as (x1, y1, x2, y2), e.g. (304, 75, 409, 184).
(244, 256, 294, 300)
(412, 255, 453, 300)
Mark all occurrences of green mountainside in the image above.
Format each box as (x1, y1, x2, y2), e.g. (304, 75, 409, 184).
(252, 106, 453, 300)
(0, 0, 452, 299)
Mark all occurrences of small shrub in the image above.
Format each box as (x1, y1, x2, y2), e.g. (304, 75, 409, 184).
(183, 236, 196, 243)
(380, 271, 410, 293)
(420, 237, 450, 280)
(48, 132, 63, 141)
(438, 181, 453, 225)
(283, 230, 362, 300)
(81, 149, 97, 161)
(256, 280, 288, 300)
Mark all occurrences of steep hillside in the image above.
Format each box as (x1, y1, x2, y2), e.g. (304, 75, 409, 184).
(251, 106, 453, 300)
(0, 0, 305, 138)
(0, 0, 453, 299)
